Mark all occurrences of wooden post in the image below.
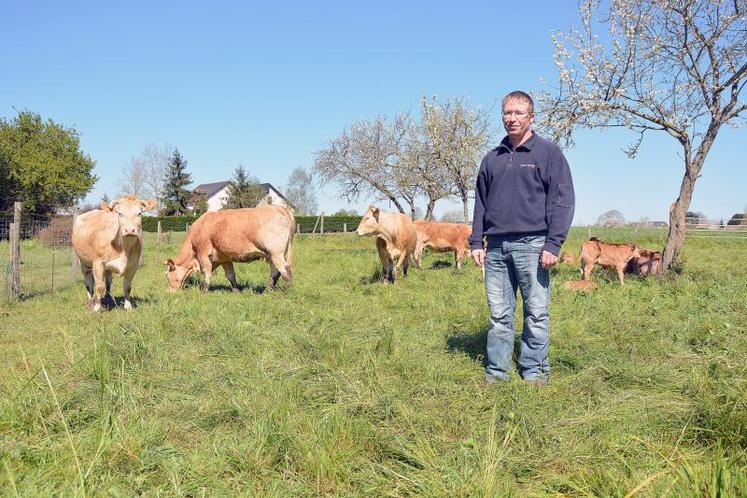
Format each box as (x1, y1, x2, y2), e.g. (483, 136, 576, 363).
(343, 223, 347, 233)
(311, 215, 320, 234)
(320, 211, 324, 235)
(186, 223, 190, 234)
(71, 209, 80, 282)
(155, 221, 162, 267)
(51, 251, 56, 293)
(10, 202, 21, 298)
(296, 223, 300, 235)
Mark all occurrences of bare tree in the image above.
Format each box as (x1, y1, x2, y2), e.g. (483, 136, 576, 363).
(284, 167, 318, 215)
(421, 96, 493, 222)
(597, 209, 625, 227)
(400, 120, 451, 220)
(440, 209, 467, 223)
(119, 143, 171, 202)
(536, 0, 746, 272)
(314, 114, 413, 215)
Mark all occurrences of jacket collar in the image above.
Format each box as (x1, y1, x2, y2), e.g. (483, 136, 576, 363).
(496, 131, 537, 153)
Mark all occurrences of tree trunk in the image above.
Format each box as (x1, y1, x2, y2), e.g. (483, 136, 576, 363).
(461, 192, 470, 223)
(660, 126, 718, 273)
(425, 198, 437, 221)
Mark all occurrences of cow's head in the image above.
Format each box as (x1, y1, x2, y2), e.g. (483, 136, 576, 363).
(164, 258, 198, 291)
(356, 205, 381, 236)
(101, 196, 157, 239)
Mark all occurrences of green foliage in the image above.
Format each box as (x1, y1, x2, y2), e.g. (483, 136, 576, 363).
(223, 165, 263, 209)
(1, 228, 746, 494)
(141, 215, 199, 232)
(191, 193, 209, 216)
(160, 149, 192, 215)
(0, 110, 97, 214)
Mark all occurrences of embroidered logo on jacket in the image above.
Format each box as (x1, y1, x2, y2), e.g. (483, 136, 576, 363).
(520, 163, 536, 169)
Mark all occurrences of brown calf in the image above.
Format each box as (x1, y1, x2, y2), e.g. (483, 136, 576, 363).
(580, 237, 641, 284)
(356, 205, 417, 283)
(412, 220, 471, 270)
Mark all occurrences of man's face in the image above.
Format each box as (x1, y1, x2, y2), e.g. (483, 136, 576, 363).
(502, 98, 534, 138)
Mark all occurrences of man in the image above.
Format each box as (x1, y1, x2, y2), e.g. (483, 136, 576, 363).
(470, 90, 575, 385)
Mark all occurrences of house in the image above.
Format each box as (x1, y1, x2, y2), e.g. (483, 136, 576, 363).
(191, 181, 294, 212)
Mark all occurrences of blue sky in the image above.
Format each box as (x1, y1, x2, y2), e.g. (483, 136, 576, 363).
(2, 1, 744, 224)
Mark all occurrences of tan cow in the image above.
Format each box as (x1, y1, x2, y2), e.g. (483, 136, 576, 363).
(72, 195, 157, 311)
(412, 220, 472, 270)
(625, 248, 661, 276)
(356, 205, 417, 283)
(580, 237, 641, 284)
(563, 279, 598, 291)
(165, 205, 294, 292)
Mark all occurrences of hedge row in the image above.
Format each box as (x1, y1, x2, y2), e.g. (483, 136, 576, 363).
(142, 214, 363, 233)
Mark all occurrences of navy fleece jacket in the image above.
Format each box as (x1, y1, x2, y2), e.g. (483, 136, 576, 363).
(469, 133, 575, 255)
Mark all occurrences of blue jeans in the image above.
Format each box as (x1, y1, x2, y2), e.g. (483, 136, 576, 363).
(484, 234, 550, 382)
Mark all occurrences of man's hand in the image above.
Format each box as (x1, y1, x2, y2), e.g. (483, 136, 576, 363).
(540, 250, 557, 269)
(471, 249, 485, 268)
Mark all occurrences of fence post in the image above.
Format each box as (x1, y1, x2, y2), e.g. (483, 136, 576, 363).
(320, 211, 324, 235)
(155, 221, 162, 267)
(10, 202, 21, 298)
(343, 222, 347, 233)
(186, 223, 190, 234)
(296, 223, 300, 235)
(71, 209, 80, 282)
(51, 251, 56, 293)
(311, 214, 320, 234)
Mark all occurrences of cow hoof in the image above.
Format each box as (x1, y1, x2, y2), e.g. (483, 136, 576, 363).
(232, 287, 241, 293)
(123, 301, 133, 311)
(92, 302, 102, 312)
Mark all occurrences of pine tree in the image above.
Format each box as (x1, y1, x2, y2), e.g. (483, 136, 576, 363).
(161, 149, 192, 215)
(223, 165, 263, 209)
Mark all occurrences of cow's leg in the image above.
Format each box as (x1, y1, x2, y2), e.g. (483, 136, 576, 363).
(197, 255, 212, 292)
(83, 265, 94, 309)
(414, 242, 424, 270)
(91, 261, 106, 312)
(122, 269, 135, 310)
(394, 251, 409, 280)
(455, 249, 462, 270)
(375, 238, 390, 282)
(581, 259, 593, 281)
(616, 265, 625, 285)
(104, 271, 116, 308)
(222, 262, 240, 292)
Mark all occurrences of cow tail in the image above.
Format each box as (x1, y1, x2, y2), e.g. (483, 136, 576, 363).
(284, 209, 295, 268)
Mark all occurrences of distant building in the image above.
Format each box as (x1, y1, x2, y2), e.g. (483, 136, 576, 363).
(190, 181, 293, 212)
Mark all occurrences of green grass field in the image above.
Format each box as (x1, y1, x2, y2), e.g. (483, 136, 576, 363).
(1, 229, 745, 496)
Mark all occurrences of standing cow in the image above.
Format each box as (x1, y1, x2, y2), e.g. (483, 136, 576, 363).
(356, 205, 417, 283)
(72, 195, 157, 311)
(165, 205, 294, 292)
(412, 220, 472, 270)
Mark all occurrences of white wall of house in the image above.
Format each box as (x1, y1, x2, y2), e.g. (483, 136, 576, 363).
(256, 187, 290, 210)
(207, 185, 231, 211)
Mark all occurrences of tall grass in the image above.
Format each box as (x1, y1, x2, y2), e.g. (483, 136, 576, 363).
(1, 228, 745, 496)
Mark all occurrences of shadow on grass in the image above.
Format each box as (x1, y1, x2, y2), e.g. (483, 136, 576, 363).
(359, 268, 386, 285)
(208, 283, 267, 294)
(430, 260, 453, 270)
(446, 328, 526, 370)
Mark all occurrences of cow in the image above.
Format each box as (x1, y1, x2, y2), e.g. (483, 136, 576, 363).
(625, 248, 661, 276)
(412, 220, 472, 270)
(356, 205, 417, 283)
(559, 252, 578, 266)
(165, 205, 294, 292)
(72, 195, 157, 311)
(580, 237, 641, 284)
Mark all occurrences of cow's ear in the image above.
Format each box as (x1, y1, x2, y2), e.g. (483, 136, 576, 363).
(142, 199, 158, 212)
(108, 199, 120, 211)
(99, 202, 112, 212)
(164, 259, 175, 270)
(372, 206, 380, 221)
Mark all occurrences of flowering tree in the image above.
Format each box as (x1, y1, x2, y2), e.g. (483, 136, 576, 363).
(535, 0, 746, 272)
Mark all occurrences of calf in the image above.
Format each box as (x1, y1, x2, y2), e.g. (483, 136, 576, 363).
(580, 237, 641, 284)
(563, 280, 598, 292)
(72, 195, 157, 311)
(412, 220, 471, 270)
(625, 248, 661, 276)
(165, 205, 294, 292)
(356, 205, 417, 283)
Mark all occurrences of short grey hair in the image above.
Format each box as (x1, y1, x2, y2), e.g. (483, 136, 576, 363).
(502, 91, 534, 113)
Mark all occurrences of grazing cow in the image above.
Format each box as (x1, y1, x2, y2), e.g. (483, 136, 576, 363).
(580, 237, 641, 284)
(625, 248, 661, 276)
(72, 195, 157, 311)
(356, 205, 417, 283)
(165, 205, 294, 292)
(412, 220, 472, 270)
(563, 279, 598, 291)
